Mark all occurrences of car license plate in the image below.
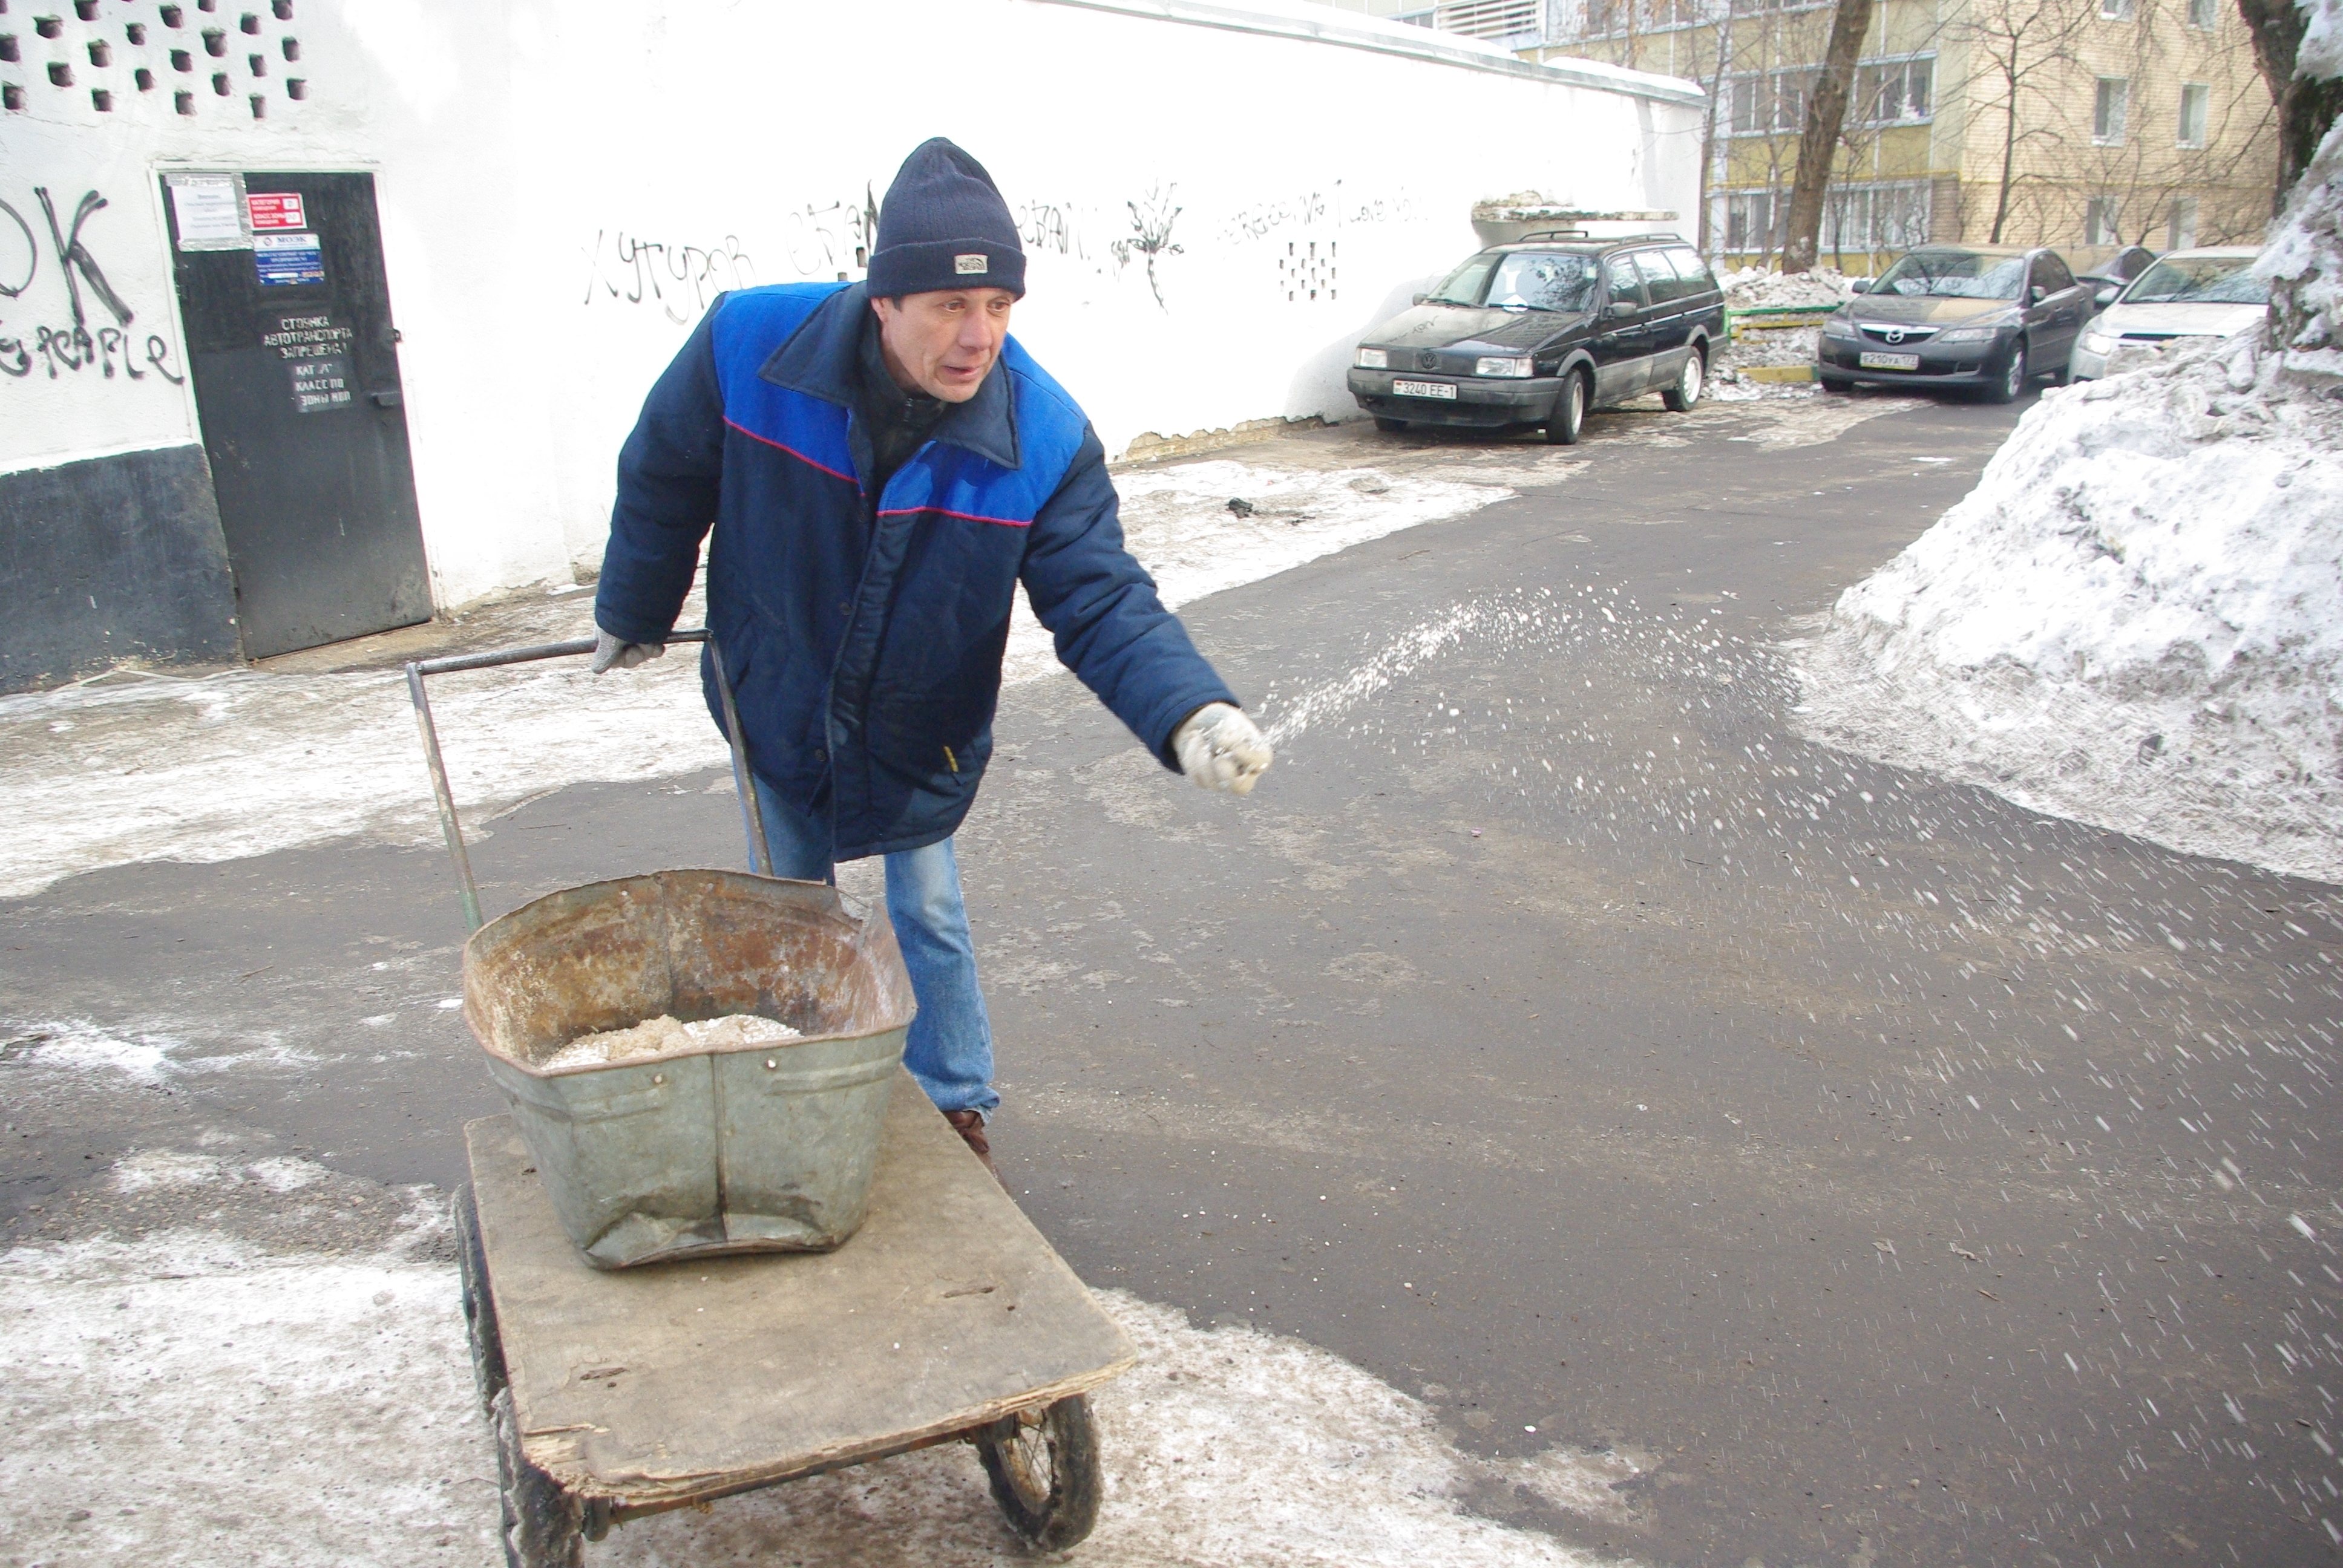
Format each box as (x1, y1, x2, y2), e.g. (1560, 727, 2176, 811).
(1858, 351, 1921, 370)
(1391, 379, 1457, 400)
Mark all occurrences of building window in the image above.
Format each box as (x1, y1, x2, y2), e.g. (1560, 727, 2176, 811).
(2086, 196, 2122, 244)
(2168, 195, 2199, 249)
(1855, 56, 1933, 123)
(1432, 0, 1541, 38)
(1725, 189, 1780, 252)
(2099, 0, 2134, 17)
(2186, 0, 2217, 25)
(2092, 77, 2128, 145)
(1823, 181, 1931, 255)
(1725, 68, 1818, 134)
(2177, 82, 2209, 147)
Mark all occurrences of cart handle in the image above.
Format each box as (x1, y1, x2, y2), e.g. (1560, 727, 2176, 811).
(404, 628, 775, 933)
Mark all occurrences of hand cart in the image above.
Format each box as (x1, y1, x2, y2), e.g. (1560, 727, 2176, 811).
(407, 633, 1136, 1565)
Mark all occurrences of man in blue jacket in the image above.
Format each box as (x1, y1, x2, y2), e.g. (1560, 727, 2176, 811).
(591, 139, 1271, 1171)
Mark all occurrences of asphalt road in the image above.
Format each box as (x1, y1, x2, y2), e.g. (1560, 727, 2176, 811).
(7, 387, 2341, 1567)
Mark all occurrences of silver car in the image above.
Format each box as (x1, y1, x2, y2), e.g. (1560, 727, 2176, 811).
(2069, 247, 2266, 380)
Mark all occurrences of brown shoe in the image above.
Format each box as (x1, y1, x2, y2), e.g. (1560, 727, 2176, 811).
(942, 1109, 1000, 1180)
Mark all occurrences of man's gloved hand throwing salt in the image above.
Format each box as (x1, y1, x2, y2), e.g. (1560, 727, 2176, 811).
(1175, 703, 1272, 795)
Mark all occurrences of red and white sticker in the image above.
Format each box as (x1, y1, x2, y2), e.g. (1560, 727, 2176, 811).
(246, 192, 307, 230)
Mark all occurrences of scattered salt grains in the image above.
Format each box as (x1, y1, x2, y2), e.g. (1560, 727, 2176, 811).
(538, 1012, 801, 1071)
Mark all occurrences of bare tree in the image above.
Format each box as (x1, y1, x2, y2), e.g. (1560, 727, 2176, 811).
(1780, 0, 1878, 270)
(1958, 0, 2091, 242)
(2235, 0, 2343, 206)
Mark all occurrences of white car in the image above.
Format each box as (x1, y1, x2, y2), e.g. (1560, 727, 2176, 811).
(2069, 247, 2266, 379)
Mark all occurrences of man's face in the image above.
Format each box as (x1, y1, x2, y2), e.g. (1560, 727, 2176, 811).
(871, 287, 1016, 402)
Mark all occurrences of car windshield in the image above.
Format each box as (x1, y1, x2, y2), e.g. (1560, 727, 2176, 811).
(1875, 251, 2028, 300)
(2123, 256, 2266, 304)
(1425, 250, 1598, 311)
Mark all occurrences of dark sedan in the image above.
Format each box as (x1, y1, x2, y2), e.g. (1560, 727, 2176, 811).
(1816, 244, 2093, 402)
(1348, 235, 1726, 444)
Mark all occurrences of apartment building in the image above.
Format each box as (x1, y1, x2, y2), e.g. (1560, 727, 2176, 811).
(1310, 0, 2281, 264)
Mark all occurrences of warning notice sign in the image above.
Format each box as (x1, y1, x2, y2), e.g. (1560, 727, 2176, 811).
(246, 192, 306, 230)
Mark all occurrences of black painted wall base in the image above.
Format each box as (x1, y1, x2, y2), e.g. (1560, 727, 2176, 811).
(0, 444, 243, 692)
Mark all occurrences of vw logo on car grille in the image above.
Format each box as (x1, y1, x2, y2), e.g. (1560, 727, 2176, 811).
(1416, 349, 1439, 371)
(1882, 327, 1907, 345)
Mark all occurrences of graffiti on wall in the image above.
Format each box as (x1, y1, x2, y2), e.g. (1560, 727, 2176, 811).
(580, 229, 759, 325)
(0, 187, 186, 385)
(1110, 186, 1183, 312)
(784, 188, 880, 282)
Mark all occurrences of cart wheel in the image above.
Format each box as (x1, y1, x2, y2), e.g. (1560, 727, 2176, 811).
(453, 1184, 508, 1417)
(493, 1386, 584, 1568)
(974, 1393, 1103, 1552)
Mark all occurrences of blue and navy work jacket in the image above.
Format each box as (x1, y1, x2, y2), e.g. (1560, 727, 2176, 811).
(595, 282, 1238, 860)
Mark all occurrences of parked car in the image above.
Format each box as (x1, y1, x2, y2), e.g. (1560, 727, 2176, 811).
(1815, 244, 2094, 403)
(2069, 247, 2267, 380)
(2064, 243, 2160, 305)
(1346, 234, 1726, 444)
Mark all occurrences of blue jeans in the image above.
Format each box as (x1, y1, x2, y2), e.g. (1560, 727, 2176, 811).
(747, 776, 998, 1117)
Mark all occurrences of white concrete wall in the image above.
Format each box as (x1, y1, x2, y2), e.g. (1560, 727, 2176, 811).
(2, 0, 1702, 614)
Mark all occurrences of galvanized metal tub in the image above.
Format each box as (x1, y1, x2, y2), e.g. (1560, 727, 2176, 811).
(462, 869, 916, 1270)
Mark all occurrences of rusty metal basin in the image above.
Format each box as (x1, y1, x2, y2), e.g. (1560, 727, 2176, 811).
(462, 870, 916, 1270)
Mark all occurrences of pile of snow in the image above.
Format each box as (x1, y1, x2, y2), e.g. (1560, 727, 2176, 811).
(1714, 265, 1853, 310)
(2263, 114, 2343, 374)
(1794, 333, 2343, 881)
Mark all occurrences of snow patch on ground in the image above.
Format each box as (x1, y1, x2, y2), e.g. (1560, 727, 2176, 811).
(0, 461, 1509, 900)
(2262, 111, 2343, 368)
(0, 1226, 1642, 1567)
(1793, 335, 2343, 881)
(1715, 265, 1854, 310)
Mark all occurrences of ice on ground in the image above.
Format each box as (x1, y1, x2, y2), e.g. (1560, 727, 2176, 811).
(0, 1224, 1643, 1567)
(1794, 333, 2343, 882)
(0, 459, 1510, 900)
(538, 1011, 801, 1072)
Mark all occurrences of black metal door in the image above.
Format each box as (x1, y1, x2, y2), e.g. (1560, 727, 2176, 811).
(162, 171, 428, 658)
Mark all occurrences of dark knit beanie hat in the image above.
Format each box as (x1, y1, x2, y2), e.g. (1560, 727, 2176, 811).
(867, 138, 1026, 300)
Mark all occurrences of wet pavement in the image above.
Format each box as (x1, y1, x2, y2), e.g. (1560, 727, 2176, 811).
(5, 388, 2340, 1566)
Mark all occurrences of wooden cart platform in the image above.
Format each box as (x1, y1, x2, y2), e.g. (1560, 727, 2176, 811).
(457, 1070, 1136, 1563)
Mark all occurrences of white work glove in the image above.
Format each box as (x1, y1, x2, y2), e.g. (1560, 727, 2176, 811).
(1173, 703, 1272, 796)
(590, 627, 666, 674)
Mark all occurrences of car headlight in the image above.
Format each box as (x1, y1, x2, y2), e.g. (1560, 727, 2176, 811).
(1938, 319, 2014, 344)
(2082, 332, 2115, 355)
(1474, 356, 1532, 377)
(1824, 315, 1857, 339)
(1355, 347, 1388, 370)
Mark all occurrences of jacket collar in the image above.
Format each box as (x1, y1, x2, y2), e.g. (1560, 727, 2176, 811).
(756, 281, 1021, 472)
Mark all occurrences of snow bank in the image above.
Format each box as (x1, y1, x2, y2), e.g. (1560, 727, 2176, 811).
(1714, 266, 1853, 310)
(1794, 334, 2343, 882)
(2261, 114, 2343, 373)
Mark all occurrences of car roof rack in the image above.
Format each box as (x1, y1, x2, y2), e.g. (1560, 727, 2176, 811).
(1513, 229, 1591, 240)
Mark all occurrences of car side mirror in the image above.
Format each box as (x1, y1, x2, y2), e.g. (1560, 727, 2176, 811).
(1849, 278, 1873, 294)
(2094, 285, 2118, 308)
(2029, 284, 2047, 305)
(1604, 299, 1637, 319)
(1411, 293, 1429, 306)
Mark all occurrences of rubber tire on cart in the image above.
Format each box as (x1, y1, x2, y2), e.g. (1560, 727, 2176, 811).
(974, 1394, 1104, 1551)
(1543, 370, 1588, 445)
(1662, 345, 1706, 412)
(1984, 340, 2028, 404)
(1373, 416, 1407, 433)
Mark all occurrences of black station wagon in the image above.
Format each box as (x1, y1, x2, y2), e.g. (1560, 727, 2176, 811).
(1346, 234, 1727, 444)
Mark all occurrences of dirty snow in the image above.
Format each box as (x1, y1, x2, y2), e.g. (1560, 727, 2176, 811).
(1794, 333, 2343, 881)
(2261, 111, 2343, 373)
(1715, 264, 1853, 310)
(0, 1223, 1643, 1567)
(0, 461, 1518, 901)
